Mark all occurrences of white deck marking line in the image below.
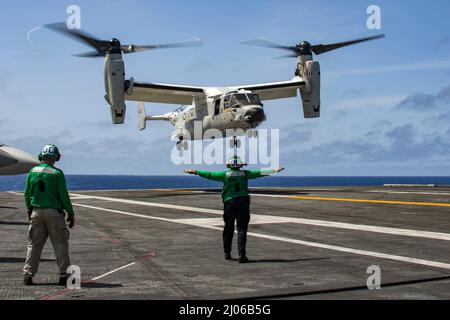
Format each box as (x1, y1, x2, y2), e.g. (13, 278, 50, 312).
(8, 191, 450, 241)
(176, 217, 224, 227)
(367, 190, 450, 196)
(73, 203, 184, 223)
(70, 193, 223, 215)
(70, 196, 94, 200)
(171, 216, 450, 241)
(69, 193, 450, 242)
(73, 203, 450, 271)
(173, 216, 297, 227)
(90, 262, 136, 281)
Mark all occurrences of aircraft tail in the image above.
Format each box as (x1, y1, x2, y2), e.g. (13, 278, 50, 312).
(138, 102, 171, 130)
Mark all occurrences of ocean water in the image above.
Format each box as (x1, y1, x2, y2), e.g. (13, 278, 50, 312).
(1, 175, 450, 192)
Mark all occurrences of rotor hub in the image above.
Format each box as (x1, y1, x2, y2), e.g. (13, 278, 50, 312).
(107, 38, 122, 54)
(296, 41, 312, 55)
(108, 38, 121, 45)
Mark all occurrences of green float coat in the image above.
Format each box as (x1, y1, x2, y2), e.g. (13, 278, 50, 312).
(196, 168, 275, 202)
(24, 164, 74, 216)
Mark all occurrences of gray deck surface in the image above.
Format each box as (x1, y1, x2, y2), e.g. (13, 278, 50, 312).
(1, 186, 449, 300)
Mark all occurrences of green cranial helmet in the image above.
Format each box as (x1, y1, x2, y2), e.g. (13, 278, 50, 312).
(226, 155, 246, 169)
(39, 144, 61, 161)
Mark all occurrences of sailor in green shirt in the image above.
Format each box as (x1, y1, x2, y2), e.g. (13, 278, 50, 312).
(23, 144, 75, 286)
(185, 156, 284, 263)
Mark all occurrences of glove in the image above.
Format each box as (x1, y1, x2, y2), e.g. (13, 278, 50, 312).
(67, 215, 75, 229)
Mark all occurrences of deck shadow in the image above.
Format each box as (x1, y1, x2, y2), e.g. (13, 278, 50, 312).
(0, 221, 29, 226)
(227, 257, 330, 263)
(33, 282, 122, 289)
(82, 282, 123, 289)
(0, 257, 56, 263)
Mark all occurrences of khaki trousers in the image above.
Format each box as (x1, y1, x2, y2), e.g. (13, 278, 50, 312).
(23, 208, 71, 277)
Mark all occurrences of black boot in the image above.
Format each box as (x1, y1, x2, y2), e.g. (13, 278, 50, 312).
(24, 275, 34, 286)
(59, 275, 69, 286)
(239, 256, 249, 263)
(225, 253, 232, 260)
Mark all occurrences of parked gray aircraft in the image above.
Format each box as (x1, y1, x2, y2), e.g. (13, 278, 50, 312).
(0, 145, 39, 175)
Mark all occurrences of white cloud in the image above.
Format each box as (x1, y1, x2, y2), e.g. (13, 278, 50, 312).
(331, 95, 406, 111)
(328, 59, 450, 77)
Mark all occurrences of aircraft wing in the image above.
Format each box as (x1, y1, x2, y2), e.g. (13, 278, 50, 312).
(231, 77, 306, 101)
(126, 81, 205, 105)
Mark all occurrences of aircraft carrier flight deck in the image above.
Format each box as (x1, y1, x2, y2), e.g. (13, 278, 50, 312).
(1, 186, 449, 300)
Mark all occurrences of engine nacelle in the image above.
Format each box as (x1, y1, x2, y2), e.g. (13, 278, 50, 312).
(104, 54, 126, 124)
(299, 60, 320, 118)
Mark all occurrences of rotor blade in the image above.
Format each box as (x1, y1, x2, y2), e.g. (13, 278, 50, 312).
(44, 22, 108, 51)
(273, 54, 299, 59)
(311, 34, 385, 55)
(121, 39, 202, 54)
(241, 39, 298, 53)
(73, 51, 104, 58)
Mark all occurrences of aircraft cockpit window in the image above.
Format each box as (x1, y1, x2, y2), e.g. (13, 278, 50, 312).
(230, 94, 248, 107)
(214, 99, 220, 115)
(247, 93, 262, 105)
(229, 93, 263, 108)
(223, 93, 263, 110)
(223, 95, 231, 109)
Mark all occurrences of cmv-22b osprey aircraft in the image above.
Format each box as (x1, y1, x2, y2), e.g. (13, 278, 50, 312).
(47, 23, 384, 150)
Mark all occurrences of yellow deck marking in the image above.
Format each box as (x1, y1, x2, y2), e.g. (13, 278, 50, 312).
(289, 195, 450, 208)
(146, 189, 450, 208)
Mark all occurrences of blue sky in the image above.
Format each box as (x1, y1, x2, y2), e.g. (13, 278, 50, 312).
(2, 0, 450, 175)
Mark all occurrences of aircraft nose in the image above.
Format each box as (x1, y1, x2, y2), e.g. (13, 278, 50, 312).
(244, 106, 265, 123)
